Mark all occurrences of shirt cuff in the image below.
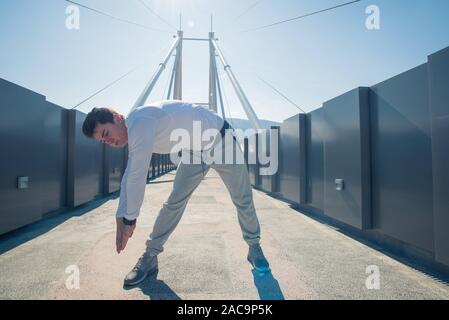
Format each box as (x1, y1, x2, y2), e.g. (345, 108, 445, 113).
(116, 210, 140, 221)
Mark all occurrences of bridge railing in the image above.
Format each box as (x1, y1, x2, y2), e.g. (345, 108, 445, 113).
(0, 85, 175, 235)
(246, 46, 449, 271)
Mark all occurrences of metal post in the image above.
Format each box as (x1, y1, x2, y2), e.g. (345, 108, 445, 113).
(167, 51, 178, 100)
(102, 144, 109, 195)
(270, 126, 280, 193)
(173, 30, 183, 100)
(208, 32, 218, 113)
(255, 133, 260, 186)
(214, 53, 226, 120)
(131, 35, 181, 112)
(244, 137, 249, 171)
(211, 39, 262, 130)
(151, 156, 155, 179)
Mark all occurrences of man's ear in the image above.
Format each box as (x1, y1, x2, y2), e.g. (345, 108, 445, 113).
(113, 112, 124, 123)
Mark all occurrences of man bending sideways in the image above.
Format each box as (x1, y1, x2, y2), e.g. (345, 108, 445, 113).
(82, 100, 270, 287)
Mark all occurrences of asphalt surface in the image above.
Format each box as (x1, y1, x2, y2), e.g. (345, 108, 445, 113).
(1, 170, 448, 300)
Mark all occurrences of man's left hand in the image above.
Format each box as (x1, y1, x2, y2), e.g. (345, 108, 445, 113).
(116, 217, 136, 253)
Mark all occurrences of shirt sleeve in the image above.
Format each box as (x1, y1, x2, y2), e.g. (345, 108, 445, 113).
(116, 117, 156, 220)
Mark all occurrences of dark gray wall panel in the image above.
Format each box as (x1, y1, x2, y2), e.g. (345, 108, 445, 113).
(38, 102, 67, 214)
(247, 133, 260, 187)
(323, 88, 371, 229)
(260, 127, 280, 193)
(107, 145, 126, 193)
(371, 64, 434, 252)
(260, 176, 273, 192)
(74, 111, 103, 205)
(305, 108, 325, 211)
(260, 130, 271, 192)
(0, 79, 66, 234)
(68, 110, 103, 207)
(279, 114, 306, 204)
(428, 47, 449, 264)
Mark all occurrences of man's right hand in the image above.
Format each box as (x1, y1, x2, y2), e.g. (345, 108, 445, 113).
(116, 217, 136, 254)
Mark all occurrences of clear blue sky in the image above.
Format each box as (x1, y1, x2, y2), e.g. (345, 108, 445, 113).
(1, 0, 448, 122)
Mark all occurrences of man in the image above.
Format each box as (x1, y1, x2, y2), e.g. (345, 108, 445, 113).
(82, 100, 270, 287)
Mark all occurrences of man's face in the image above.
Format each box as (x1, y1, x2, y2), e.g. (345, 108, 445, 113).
(93, 112, 128, 148)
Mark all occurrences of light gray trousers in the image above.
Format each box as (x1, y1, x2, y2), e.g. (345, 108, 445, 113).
(145, 133, 261, 256)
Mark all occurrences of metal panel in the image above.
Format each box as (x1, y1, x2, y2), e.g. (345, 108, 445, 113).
(428, 47, 449, 264)
(259, 127, 280, 193)
(370, 64, 434, 252)
(247, 133, 260, 187)
(67, 110, 103, 207)
(305, 108, 325, 212)
(106, 145, 126, 193)
(0, 79, 67, 234)
(323, 88, 371, 230)
(279, 114, 306, 204)
(150, 154, 156, 179)
(38, 102, 68, 214)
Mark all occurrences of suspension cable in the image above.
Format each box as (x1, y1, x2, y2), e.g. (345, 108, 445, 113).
(64, 0, 171, 33)
(255, 75, 307, 114)
(137, 0, 178, 31)
(241, 0, 362, 33)
(72, 41, 172, 110)
(219, 43, 306, 114)
(234, 0, 265, 21)
(71, 67, 138, 110)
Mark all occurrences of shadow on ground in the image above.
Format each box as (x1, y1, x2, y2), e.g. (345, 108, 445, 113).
(252, 270, 285, 300)
(124, 270, 182, 300)
(292, 205, 449, 286)
(121, 269, 284, 300)
(0, 193, 119, 255)
(0, 173, 176, 256)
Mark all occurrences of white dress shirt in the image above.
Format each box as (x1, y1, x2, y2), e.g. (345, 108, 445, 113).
(116, 100, 225, 220)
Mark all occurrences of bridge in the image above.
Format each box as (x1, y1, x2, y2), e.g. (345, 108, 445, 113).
(1, 170, 449, 299)
(1, 0, 449, 300)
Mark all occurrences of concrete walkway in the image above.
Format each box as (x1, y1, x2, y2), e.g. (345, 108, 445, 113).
(1, 170, 448, 300)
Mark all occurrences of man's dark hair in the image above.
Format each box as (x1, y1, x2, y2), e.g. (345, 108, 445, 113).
(82, 108, 115, 138)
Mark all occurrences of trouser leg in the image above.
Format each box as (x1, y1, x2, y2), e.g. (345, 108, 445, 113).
(146, 161, 210, 256)
(211, 141, 261, 246)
